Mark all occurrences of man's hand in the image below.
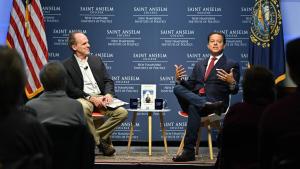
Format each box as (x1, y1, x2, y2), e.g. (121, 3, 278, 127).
(216, 68, 236, 84)
(89, 96, 108, 108)
(103, 94, 113, 104)
(174, 64, 187, 81)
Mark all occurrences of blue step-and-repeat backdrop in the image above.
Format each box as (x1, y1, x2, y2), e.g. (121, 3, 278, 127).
(41, 0, 252, 141)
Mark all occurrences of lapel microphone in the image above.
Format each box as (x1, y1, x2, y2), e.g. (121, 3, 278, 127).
(84, 66, 88, 70)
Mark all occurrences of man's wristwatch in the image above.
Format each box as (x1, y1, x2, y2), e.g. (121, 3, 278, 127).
(229, 80, 236, 90)
(231, 80, 236, 86)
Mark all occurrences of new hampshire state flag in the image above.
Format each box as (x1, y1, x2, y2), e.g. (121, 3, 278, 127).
(249, 0, 285, 84)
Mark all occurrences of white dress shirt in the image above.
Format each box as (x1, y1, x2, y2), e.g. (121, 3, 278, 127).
(206, 53, 223, 72)
(74, 55, 101, 95)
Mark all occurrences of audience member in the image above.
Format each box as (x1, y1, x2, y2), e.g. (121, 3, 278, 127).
(172, 32, 240, 162)
(0, 46, 51, 169)
(26, 61, 86, 126)
(216, 66, 275, 169)
(258, 38, 300, 169)
(26, 61, 94, 169)
(63, 31, 128, 156)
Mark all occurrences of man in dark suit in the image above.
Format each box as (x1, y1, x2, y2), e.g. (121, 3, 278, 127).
(63, 31, 128, 156)
(172, 32, 240, 162)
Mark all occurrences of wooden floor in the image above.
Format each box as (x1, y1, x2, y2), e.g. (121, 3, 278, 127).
(94, 146, 218, 169)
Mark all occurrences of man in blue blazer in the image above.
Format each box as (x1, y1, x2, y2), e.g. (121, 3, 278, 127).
(63, 31, 128, 156)
(172, 32, 240, 162)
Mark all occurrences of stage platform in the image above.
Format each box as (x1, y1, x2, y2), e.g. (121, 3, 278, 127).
(94, 145, 218, 169)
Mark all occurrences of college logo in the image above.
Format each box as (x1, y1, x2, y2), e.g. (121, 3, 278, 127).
(250, 0, 282, 48)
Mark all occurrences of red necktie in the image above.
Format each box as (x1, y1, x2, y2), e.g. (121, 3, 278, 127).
(204, 57, 217, 80)
(199, 57, 217, 95)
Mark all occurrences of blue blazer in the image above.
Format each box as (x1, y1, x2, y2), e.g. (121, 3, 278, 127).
(63, 55, 115, 99)
(181, 55, 240, 107)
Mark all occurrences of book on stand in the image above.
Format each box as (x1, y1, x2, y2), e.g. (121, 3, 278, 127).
(141, 84, 156, 110)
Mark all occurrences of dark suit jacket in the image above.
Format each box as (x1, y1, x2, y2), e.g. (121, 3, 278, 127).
(63, 55, 114, 99)
(181, 55, 240, 107)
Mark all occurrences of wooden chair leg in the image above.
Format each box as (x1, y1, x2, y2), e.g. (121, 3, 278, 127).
(176, 130, 186, 155)
(195, 127, 202, 155)
(159, 112, 168, 155)
(207, 125, 214, 160)
(127, 112, 137, 155)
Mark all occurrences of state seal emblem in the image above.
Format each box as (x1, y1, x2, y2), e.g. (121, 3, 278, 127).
(250, 0, 282, 47)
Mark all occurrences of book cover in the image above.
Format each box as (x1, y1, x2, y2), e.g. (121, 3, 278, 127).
(141, 84, 156, 110)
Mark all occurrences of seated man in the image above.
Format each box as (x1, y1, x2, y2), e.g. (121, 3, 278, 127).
(63, 31, 128, 156)
(172, 32, 240, 162)
(0, 46, 51, 169)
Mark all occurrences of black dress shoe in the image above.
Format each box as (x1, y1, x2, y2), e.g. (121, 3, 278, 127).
(172, 150, 195, 162)
(203, 101, 224, 116)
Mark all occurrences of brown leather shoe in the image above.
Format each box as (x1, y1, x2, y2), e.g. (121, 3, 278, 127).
(98, 139, 115, 156)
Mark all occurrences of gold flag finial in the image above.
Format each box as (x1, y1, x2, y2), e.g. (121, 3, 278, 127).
(25, 0, 30, 37)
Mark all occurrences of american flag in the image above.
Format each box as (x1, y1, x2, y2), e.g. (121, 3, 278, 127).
(6, 0, 48, 99)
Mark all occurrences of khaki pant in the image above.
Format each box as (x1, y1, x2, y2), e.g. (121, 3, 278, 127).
(77, 98, 128, 145)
